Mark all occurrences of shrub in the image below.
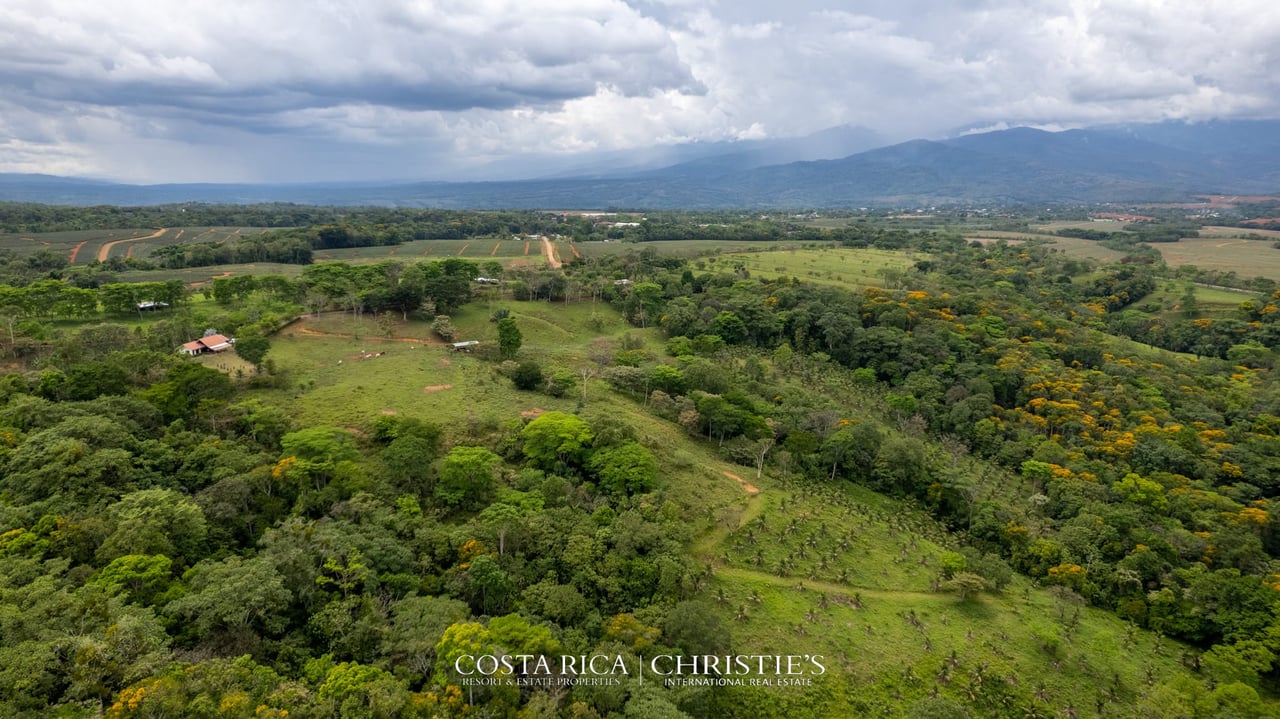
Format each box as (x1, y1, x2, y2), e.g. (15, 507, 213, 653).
(545, 370, 576, 398)
(511, 361, 543, 391)
(431, 315, 456, 341)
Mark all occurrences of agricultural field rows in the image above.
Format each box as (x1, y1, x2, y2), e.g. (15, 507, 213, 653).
(0, 226, 275, 265)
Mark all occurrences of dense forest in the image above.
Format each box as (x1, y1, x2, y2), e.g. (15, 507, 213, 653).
(2, 212, 1280, 717)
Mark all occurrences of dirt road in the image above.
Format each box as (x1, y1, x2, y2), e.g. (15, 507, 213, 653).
(98, 228, 167, 262)
(541, 236, 562, 269)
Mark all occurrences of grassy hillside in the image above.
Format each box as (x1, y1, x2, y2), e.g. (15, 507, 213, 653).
(248, 297, 1227, 718)
(700, 474, 1194, 717)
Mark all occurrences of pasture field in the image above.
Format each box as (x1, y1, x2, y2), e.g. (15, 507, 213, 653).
(960, 230, 1048, 242)
(795, 217, 860, 229)
(1042, 235, 1127, 263)
(264, 300, 660, 430)
(1152, 237, 1280, 279)
(710, 246, 921, 291)
(1196, 225, 1280, 240)
(1033, 220, 1126, 233)
(572, 239, 797, 259)
(1039, 233, 1280, 280)
(1135, 279, 1258, 320)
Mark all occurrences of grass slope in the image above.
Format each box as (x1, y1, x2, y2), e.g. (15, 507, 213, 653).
(699, 477, 1191, 718)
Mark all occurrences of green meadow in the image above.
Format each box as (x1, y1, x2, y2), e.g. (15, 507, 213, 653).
(708, 247, 922, 291)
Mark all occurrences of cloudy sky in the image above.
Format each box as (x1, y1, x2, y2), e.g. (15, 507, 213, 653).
(1, 0, 1277, 183)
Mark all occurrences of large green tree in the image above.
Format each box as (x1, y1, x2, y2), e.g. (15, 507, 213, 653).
(234, 335, 271, 371)
(520, 412, 593, 471)
(164, 555, 291, 641)
(435, 445, 501, 510)
(587, 441, 657, 495)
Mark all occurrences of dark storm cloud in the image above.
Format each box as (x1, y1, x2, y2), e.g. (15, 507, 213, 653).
(0, 0, 697, 116)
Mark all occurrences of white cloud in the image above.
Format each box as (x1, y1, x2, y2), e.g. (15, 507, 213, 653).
(0, 0, 1276, 181)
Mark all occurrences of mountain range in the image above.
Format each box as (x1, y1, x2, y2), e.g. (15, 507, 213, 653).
(1, 120, 1277, 208)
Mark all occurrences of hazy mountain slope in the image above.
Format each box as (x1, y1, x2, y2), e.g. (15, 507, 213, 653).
(0, 120, 1276, 208)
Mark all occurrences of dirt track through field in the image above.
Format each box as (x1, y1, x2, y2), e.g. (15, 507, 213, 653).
(541, 236, 562, 269)
(490, 242, 500, 256)
(68, 241, 87, 263)
(722, 470, 760, 494)
(568, 243, 581, 259)
(457, 243, 470, 256)
(523, 241, 530, 255)
(98, 228, 166, 262)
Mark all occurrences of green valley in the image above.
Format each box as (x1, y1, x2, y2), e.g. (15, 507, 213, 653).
(1, 206, 1280, 718)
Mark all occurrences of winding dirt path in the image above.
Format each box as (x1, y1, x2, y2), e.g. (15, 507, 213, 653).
(722, 470, 760, 494)
(68, 241, 88, 264)
(97, 227, 166, 262)
(541, 236, 562, 269)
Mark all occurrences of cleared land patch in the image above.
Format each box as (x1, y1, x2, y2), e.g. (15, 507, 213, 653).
(1197, 224, 1280, 239)
(1152, 237, 1280, 280)
(714, 246, 920, 291)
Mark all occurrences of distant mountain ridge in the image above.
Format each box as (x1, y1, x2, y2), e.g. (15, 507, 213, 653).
(1, 120, 1277, 208)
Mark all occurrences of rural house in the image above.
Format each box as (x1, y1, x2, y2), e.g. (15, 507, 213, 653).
(179, 333, 235, 356)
